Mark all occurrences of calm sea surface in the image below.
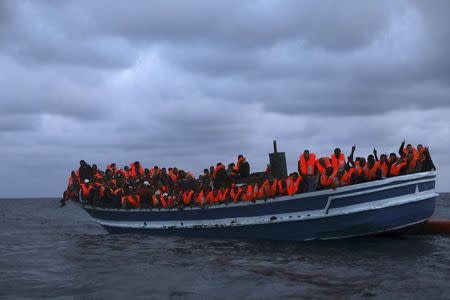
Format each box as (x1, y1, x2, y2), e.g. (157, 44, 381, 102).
(1, 195, 450, 299)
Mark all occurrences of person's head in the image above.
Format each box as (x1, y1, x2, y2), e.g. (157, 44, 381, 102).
(144, 168, 150, 175)
(80, 160, 87, 167)
(417, 144, 423, 152)
(406, 144, 413, 152)
(203, 168, 209, 175)
(420, 152, 426, 161)
(380, 154, 387, 163)
(106, 169, 113, 176)
(92, 164, 98, 172)
(124, 166, 130, 171)
(71, 170, 77, 177)
(238, 154, 243, 160)
(359, 157, 366, 168)
(303, 150, 310, 160)
(209, 166, 215, 173)
(389, 153, 397, 162)
(319, 158, 326, 167)
(406, 152, 414, 162)
(325, 167, 334, 176)
(367, 155, 375, 165)
(134, 161, 140, 167)
(111, 163, 116, 169)
(334, 148, 341, 157)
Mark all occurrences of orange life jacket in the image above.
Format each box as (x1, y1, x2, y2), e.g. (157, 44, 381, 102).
(113, 188, 124, 196)
(299, 153, 317, 176)
(390, 162, 407, 176)
(234, 157, 246, 171)
(121, 195, 141, 208)
(218, 188, 228, 202)
(277, 180, 286, 195)
(257, 180, 270, 198)
(332, 170, 350, 188)
(315, 157, 331, 174)
(320, 173, 333, 187)
(196, 191, 205, 206)
(364, 161, 379, 181)
(120, 170, 130, 179)
(331, 153, 346, 170)
(353, 161, 363, 175)
(130, 165, 144, 178)
(230, 187, 242, 203)
(160, 195, 168, 208)
(242, 185, 254, 202)
(206, 191, 220, 204)
(407, 158, 418, 173)
(81, 183, 92, 197)
(287, 177, 301, 196)
(403, 147, 419, 160)
(379, 161, 388, 177)
(183, 190, 194, 206)
(269, 179, 278, 197)
(169, 171, 178, 182)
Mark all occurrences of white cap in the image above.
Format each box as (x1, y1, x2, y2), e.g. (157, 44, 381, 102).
(163, 193, 168, 197)
(84, 179, 89, 183)
(143, 181, 150, 186)
(155, 190, 161, 196)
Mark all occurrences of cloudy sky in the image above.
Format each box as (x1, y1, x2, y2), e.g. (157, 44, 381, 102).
(0, 0, 449, 197)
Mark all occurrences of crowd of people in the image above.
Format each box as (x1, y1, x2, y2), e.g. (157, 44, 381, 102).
(61, 141, 436, 209)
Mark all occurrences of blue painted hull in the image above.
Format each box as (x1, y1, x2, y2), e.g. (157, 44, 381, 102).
(78, 172, 438, 241)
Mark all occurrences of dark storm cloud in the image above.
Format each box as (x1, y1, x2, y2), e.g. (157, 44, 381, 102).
(0, 0, 449, 197)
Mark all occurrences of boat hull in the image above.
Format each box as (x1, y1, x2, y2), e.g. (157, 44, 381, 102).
(79, 171, 438, 241)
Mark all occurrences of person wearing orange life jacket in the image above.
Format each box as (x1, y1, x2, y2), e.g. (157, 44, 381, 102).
(318, 167, 334, 190)
(130, 161, 144, 178)
(405, 151, 420, 174)
(61, 171, 80, 205)
(286, 173, 302, 196)
(373, 148, 389, 178)
(268, 179, 278, 198)
(298, 150, 317, 193)
(332, 168, 350, 189)
(331, 148, 346, 171)
(277, 177, 287, 196)
(242, 184, 254, 202)
(195, 190, 206, 207)
(218, 187, 229, 203)
(315, 157, 331, 175)
(363, 155, 381, 182)
(213, 163, 227, 189)
(390, 157, 407, 177)
(121, 194, 141, 209)
(234, 155, 250, 179)
(399, 140, 419, 160)
(182, 190, 195, 206)
(257, 179, 271, 199)
(206, 189, 216, 205)
(230, 185, 243, 203)
(80, 179, 94, 204)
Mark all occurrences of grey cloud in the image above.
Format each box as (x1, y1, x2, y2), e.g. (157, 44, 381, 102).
(0, 1, 450, 197)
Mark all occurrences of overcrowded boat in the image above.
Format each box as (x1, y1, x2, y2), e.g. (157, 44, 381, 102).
(64, 141, 438, 241)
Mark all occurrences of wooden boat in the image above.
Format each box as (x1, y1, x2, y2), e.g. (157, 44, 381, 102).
(75, 171, 438, 241)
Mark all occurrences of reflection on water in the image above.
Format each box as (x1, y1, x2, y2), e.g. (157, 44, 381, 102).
(0, 196, 449, 299)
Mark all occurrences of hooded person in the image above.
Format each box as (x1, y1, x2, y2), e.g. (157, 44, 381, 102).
(78, 160, 93, 181)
